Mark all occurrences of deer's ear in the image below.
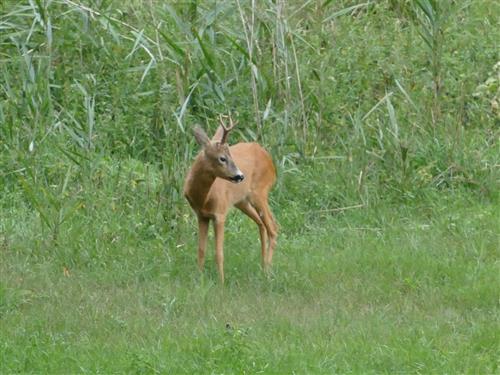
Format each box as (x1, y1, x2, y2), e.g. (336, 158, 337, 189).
(211, 126, 224, 143)
(193, 126, 210, 147)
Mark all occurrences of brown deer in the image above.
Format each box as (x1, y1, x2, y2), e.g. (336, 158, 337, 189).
(184, 115, 278, 283)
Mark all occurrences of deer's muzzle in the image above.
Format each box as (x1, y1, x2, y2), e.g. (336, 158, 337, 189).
(230, 173, 245, 183)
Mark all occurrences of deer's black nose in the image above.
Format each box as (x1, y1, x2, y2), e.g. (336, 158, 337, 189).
(231, 173, 244, 183)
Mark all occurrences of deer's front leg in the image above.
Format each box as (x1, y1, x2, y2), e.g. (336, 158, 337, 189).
(197, 216, 210, 271)
(213, 216, 226, 283)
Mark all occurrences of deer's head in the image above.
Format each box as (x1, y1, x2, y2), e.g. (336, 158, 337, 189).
(193, 115, 244, 183)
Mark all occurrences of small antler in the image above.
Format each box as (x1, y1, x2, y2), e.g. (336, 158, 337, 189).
(218, 114, 238, 144)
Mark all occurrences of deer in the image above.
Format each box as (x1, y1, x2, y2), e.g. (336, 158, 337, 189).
(183, 115, 278, 283)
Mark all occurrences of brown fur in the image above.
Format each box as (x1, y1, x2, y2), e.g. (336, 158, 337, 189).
(184, 127, 278, 283)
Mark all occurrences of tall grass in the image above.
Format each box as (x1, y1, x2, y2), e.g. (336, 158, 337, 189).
(1, 0, 497, 273)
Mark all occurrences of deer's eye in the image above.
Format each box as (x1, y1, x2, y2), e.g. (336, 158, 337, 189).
(219, 156, 227, 163)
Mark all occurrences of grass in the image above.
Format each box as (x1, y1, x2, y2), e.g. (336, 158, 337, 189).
(1, 192, 498, 373)
(1, 0, 499, 373)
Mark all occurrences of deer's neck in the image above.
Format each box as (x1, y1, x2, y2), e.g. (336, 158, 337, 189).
(184, 156, 216, 211)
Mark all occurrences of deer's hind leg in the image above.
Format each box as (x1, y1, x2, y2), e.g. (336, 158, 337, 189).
(251, 194, 278, 267)
(236, 201, 268, 270)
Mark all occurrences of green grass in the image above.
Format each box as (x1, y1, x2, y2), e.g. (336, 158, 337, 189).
(1, 0, 499, 373)
(1, 191, 498, 373)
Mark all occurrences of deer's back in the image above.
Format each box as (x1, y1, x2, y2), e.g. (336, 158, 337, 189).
(231, 142, 276, 187)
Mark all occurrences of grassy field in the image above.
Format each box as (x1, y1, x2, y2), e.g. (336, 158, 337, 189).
(1, 0, 499, 373)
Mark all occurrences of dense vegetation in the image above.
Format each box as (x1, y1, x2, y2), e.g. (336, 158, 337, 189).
(1, 0, 498, 373)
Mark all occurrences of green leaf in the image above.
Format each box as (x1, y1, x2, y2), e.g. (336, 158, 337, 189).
(323, 2, 371, 23)
(194, 29, 216, 72)
(157, 28, 185, 57)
